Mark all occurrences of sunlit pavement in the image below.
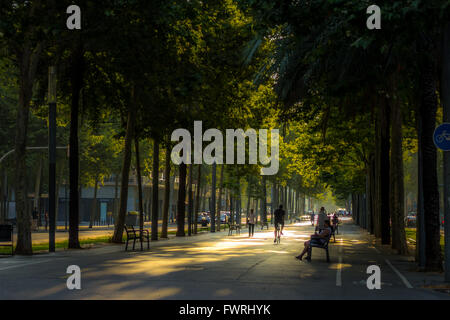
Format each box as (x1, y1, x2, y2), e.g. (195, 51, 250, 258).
(0, 220, 449, 300)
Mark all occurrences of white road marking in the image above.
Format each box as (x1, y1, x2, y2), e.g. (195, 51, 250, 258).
(336, 256, 343, 287)
(0, 259, 50, 271)
(385, 259, 413, 289)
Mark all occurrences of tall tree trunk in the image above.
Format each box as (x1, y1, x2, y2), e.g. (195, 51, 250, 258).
(14, 41, 43, 254)
(236, 193, 241, 226)
(194, 164, 202, 234)
(210, 163, 216, 233)
(187, 165, 193, 236)
(135, 137, 144, 238)
(33, 157, 43, 213)
(176, 163, 187, 236)
(216, 165, 224, 231)
(200, 186, 206, 213)
(368, 155, 376, 234)
(303, 193, 306, 215)
(262, 176, 267, 223)
(374, 111, 381, 239)
(89, 177, 98, 228)
(225, 189, 229, 212)
(161, 145, 171, 238)
(416, 111, 425, 264)
(380, 99, 391, 244)
(390, 99, 408, 254)
(146, 185, 153, 221)
(418, 37, 443, 270)
(112, 105, 135, 243)
(169, 170, 176, 223)
(151, 138, 160, 241)
(229, 194, 234, 225)
(246, 178, 251, 221)
(68, 42, 84, 249)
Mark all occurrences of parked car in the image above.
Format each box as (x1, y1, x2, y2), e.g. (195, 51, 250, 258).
(197, 213, 210, 226)
(405, 212, 416, 227)
(220, 213, 228, 224)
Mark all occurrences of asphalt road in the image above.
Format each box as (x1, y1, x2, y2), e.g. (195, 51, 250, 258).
(0, 220, 449, 300)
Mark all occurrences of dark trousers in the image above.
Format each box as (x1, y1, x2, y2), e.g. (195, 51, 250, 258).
(248, 223, 255, 237)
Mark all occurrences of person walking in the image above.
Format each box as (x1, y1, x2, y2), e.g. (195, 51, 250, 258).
(247, 209, 256, 237)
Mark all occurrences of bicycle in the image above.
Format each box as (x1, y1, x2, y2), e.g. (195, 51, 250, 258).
(436, 130, 450, 143)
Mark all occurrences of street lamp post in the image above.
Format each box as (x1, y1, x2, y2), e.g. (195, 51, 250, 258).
(48, 66, 57, 252)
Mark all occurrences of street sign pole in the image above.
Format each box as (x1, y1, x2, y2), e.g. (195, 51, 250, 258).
(442, 22, 450, 282)
(48, 66, 57, 252)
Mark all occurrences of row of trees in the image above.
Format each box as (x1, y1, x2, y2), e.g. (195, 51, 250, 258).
(239, 0, 449, 271)
(0, 1, 295, 253)
(3, 0, 444, 275)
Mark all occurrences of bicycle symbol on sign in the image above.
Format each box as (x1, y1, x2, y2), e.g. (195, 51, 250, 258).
(436, 130, 450, 144)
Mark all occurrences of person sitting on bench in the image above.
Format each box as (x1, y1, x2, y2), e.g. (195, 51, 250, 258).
(295, 220, 332, 261)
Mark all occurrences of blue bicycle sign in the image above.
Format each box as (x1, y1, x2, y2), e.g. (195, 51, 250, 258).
(433, 123, 450, 151)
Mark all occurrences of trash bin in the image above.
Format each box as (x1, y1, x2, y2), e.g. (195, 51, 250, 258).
(126, 211, 139, 226)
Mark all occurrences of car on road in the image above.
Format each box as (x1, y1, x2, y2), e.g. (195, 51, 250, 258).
(197, 212, 210, 226)
(219, 211, 230, 224)
(405, 212, 416, 227)
(220, 213, 228, 224)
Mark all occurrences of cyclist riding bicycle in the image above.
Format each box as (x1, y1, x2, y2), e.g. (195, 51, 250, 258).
(273, 205, 285, 243)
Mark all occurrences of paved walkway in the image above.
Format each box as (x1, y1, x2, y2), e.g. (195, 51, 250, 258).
(0, 219, 449, 299)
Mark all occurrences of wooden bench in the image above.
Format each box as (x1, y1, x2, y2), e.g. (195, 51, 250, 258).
(307, 231, 332, 262)
(0, 224, 14, 256)
(124, 225, 149, 251)
(227, 223, 241, 236)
